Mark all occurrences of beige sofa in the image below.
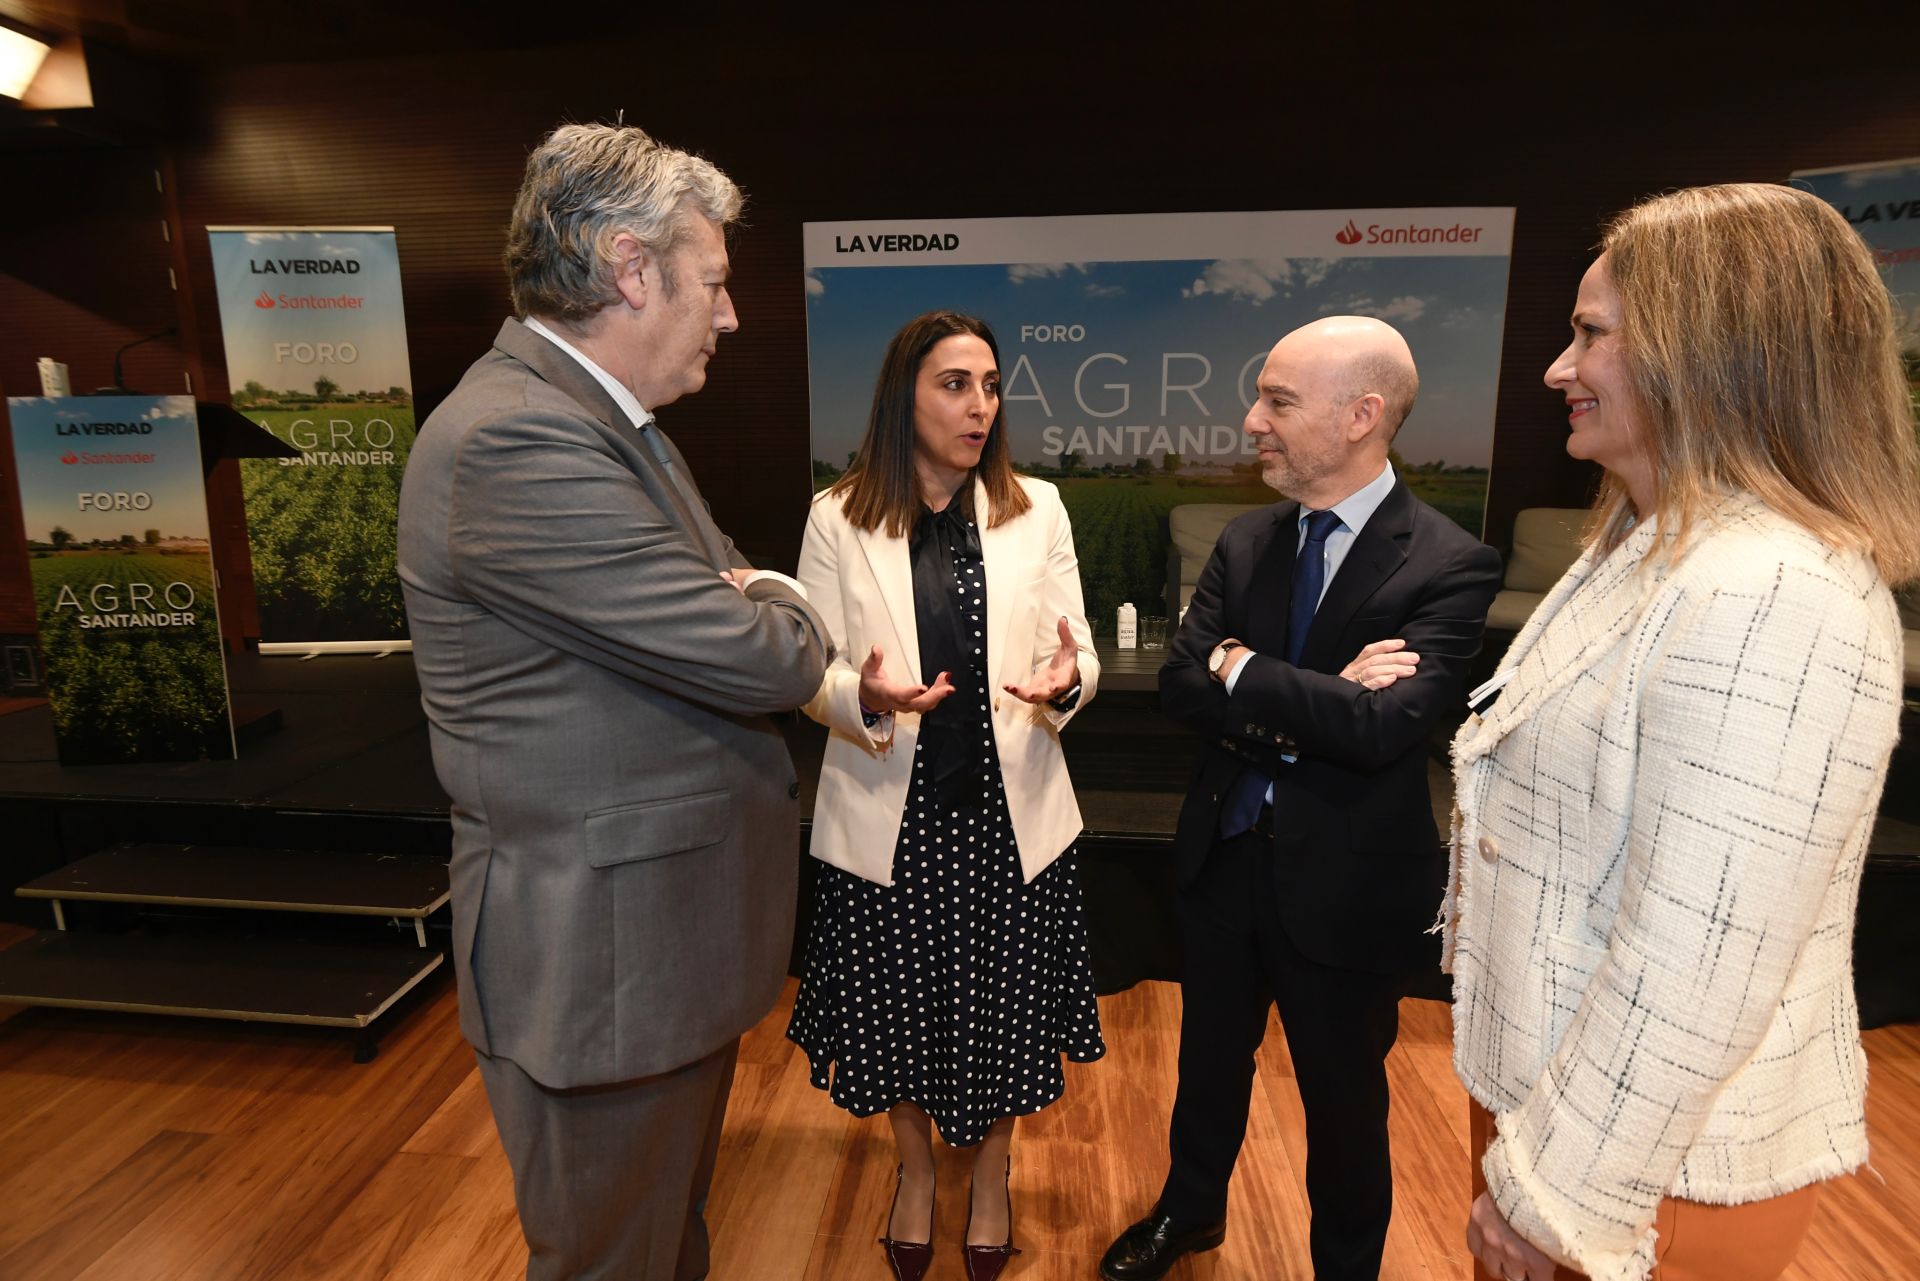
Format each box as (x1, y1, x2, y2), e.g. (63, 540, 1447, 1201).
(1489, 506, 1920, 690)
(1168, 503, 1595, 635)
(1165, 504, 1261, 619)
(1485, 507, 1587, 633)
(1169, 503, 1920, 688)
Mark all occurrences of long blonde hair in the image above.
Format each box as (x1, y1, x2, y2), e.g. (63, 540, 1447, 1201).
(1591, 182, 1920, 584)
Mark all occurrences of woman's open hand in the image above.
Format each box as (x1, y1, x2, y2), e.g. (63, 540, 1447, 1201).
(859, 645, 955, 715)
(1004, 616, 1081, 705)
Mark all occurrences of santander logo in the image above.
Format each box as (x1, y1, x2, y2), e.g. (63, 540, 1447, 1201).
(254, 290, 276, 309)
(61, 451, 78, 464)
(1333, 217, 1486, 247)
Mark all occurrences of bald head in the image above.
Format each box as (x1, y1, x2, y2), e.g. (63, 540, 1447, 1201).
(1271, 316, 1419, 441)
(1244, 315, 1419, 507)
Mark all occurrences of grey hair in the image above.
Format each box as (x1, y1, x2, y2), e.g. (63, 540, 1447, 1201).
(505, 122, 745, 324)
(1345, 350, 1419, 440)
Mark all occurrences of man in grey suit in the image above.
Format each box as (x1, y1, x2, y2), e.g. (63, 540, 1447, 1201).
(397, 123, 832, 1281)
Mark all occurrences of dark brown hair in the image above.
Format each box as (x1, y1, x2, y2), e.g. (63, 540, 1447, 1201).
(829, 311, 1032, 537)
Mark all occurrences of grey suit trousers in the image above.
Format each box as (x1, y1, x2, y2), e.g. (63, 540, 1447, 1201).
(478, 1040, 739, 1281)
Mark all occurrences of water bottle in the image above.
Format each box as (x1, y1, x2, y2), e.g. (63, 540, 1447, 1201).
(37, 357, 70, 397)
(1117, 601, 1137, 649)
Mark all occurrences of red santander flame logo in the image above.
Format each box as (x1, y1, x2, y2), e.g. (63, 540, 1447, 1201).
(1335, 219, 1363, 245)
(60, 451, 78, 464)
(254, 290, 276, 309)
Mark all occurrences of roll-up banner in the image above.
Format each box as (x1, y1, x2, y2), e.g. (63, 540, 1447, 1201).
(802, 208, 1514, 636)
(207, 226, 415, 652)
(7, 394, 236, 765)
(1795, 158, 1920, 370)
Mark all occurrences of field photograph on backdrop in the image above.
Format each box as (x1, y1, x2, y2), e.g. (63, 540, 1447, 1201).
(208, 226, 417, 645)
(9, 394, 234, 765)
(804, 210, 1514, 636)
(1796, 157, 1920, 412)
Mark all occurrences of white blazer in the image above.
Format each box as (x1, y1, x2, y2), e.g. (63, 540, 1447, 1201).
(800, 474, 1098, 886)
(1445, 494, 1904, 1281)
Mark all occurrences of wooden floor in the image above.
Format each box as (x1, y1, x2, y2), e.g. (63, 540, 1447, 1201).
(0, 938, 1915, 1280)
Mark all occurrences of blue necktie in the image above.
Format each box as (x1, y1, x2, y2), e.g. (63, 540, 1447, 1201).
(1219, 508, 1343, 838)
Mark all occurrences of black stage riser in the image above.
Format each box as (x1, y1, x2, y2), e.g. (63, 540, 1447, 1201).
(1, 796, 452, 927)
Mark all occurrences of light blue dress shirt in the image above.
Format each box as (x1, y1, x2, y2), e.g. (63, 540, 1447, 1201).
(1223, 462, 1397, 792)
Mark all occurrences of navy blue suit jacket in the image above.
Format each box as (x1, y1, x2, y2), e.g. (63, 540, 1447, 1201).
(1159, 480, 1502, 974)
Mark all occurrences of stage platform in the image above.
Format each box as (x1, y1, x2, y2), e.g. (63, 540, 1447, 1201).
(0, 647, 1213, 831)
(3, 649, 1914, 1020)
(0, 649, 1224, 993)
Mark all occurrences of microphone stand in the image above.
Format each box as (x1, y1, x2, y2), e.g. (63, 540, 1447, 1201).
(94, 325, 178, 393)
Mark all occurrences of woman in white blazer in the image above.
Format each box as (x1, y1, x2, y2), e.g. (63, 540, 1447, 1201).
(1447, 184, 1920, 1281)
(786, 311, 1104, 1281)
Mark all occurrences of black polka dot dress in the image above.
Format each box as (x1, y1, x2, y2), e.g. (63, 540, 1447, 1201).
(787, 516, 1106, 1147)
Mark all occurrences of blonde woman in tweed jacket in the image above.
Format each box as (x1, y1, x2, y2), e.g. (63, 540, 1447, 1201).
(1447, 184, 1920, 1281)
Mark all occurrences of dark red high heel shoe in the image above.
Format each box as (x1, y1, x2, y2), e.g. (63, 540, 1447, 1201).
(962, 1159, 1021, 1281)
(878, 1163, 934, 1281)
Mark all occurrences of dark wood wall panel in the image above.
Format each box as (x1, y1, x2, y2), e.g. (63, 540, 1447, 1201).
(5, 25, 1918, 624)
(0, 146, 188, 636)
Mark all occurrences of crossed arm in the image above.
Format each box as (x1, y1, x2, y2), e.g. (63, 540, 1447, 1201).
(1160, 533, 1502, 770)
(447, 407, 832, 717)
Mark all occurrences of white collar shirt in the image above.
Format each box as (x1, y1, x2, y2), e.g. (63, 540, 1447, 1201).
(1301, 460, 1397, 606)
(519, 317, 809, 601)
(523, 315, 655, 435)
(1224, 462, 1397, 786)
(1226, 461, 1397, 698)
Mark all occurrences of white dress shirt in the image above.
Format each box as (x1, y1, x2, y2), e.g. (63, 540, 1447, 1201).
(1222, 461, 1395, 790)
(1224, 460, 1397, 696)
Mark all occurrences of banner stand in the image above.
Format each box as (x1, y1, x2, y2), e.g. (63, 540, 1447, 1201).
(259, 639, 412, 659)
(9, 394, 239, 765)
(207, 226, 418, 651)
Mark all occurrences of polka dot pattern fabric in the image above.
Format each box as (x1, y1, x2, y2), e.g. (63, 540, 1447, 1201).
(787, 521, 1106, 1146)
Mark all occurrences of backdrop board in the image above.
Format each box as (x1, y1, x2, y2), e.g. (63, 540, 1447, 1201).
(207, 227, 416, 651)
(1794, 157, 1920, 402)
(7, 394, 236, 765)
(802, 209, 1515, 636)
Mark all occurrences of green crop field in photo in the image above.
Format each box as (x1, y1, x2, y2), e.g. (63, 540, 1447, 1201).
(30, 550, 230, 763)
(239, 403, 415, 641)
(1057, 476, 1270, 636)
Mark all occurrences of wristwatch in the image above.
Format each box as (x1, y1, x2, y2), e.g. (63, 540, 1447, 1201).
(1208, 639, 1244, 679)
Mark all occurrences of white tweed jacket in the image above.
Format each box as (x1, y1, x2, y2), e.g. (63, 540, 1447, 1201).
(1445, 493, 1903, 1281)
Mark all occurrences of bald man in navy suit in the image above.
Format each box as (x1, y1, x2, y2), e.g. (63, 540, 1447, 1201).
(1103, 317, 1502, 1281)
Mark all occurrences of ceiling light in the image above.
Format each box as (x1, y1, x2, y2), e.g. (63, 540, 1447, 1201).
(0, 26, 51, 100)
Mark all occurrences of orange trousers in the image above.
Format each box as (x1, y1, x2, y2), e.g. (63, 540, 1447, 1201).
(1469, 1103, 1818, 1281)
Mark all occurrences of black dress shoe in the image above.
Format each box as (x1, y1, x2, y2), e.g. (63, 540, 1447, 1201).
(1098, 1208, 1227, 1281)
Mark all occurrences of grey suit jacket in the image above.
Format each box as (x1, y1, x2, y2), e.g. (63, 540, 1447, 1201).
(398, 318, 831, 1088)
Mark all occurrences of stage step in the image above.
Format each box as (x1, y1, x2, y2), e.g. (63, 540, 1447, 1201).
(7, 844, 451, 1059)
(0, 930, 443, 1032)
(15, 843, 449, 919)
